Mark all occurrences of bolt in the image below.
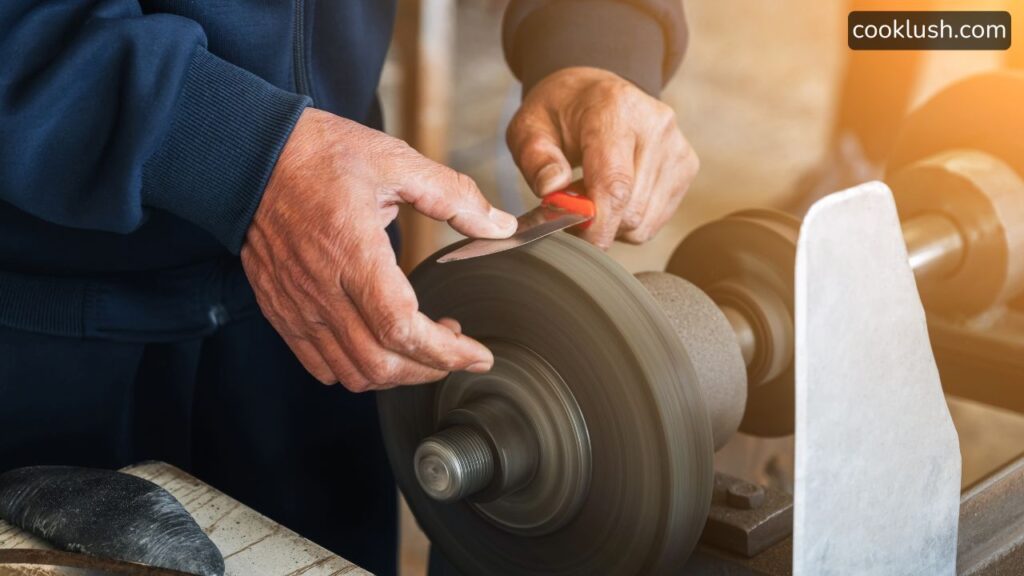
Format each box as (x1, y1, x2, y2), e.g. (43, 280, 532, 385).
(727, 481, 766, 510)
(414, 426, 494, 502)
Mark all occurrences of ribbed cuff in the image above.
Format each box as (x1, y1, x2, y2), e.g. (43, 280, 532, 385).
(0, 270, 87, 337)
(142, 47, 310, 253)
(510, 1, 666, 95)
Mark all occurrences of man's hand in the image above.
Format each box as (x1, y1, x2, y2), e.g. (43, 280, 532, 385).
(507, 67, 699, 248)
(242, 108, 517, 392)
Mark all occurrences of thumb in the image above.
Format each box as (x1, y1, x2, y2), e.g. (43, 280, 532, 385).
(507, 113, 574, 197)
(399, 159, 517, 239)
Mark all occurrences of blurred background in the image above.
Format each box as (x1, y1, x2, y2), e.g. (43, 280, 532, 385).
(379, 1, 1024, 573)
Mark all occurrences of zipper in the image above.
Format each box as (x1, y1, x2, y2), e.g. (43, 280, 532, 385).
(293, 0, 310, 97)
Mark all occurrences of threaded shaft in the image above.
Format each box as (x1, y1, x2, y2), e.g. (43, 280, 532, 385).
(414, 426, 495, 502)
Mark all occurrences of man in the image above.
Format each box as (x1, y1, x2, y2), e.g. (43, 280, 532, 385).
(0, 1, 696, 574)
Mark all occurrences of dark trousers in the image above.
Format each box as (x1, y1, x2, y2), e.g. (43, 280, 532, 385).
(0, 314, 397, 575)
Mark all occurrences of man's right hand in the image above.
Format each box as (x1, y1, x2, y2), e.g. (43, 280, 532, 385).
(241, 108, 517, 392)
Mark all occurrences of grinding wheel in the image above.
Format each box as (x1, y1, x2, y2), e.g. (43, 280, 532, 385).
(378, 233, 714, 576)
(667, 210, 799, 437)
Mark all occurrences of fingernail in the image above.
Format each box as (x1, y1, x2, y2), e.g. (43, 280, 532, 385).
(535, 164, 565, 195)
(488, 207, 518, 234)
(467, 361, 492, 373)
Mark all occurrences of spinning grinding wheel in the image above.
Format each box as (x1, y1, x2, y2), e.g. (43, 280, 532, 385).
(378, 234, 716, 576)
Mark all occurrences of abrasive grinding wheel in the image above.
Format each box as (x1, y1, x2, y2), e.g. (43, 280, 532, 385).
(667, 210, 799, 437)
(378, 234, 714, 576)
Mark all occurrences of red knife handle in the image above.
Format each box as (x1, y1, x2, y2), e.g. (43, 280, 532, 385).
(541, 182, 595, 230)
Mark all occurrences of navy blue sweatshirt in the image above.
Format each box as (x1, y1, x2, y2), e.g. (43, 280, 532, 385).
(0, 0, 686, 340)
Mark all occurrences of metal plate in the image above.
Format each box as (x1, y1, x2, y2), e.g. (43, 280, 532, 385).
(380, 232, 714, 575)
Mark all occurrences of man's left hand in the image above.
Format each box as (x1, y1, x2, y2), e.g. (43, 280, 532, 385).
(507, 66, 699, 248)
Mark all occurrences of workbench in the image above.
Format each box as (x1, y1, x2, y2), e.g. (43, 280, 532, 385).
(0, 462, 371, 576)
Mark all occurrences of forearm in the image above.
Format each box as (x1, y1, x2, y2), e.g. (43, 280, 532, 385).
(0, 2, 308, 252)
(502, 0, 687, 95)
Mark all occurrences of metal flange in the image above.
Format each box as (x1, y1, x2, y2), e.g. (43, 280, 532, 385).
(889, 149, 1024, 316)
(429, 340, 591, 535)
(886, 71, 1024, 314)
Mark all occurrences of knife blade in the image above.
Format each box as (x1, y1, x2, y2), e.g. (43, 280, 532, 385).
(437, 183, 595, 263)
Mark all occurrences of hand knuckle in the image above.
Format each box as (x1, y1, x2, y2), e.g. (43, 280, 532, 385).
(377, 313, 413, 349)
(687, 149, 701, 175)
(520, 135, 549, 156)
(262, 309, 285, 328)
(619, 230, 638, 244)
(657, 103, 677, 126)
(364, 356, 397, 383)
(605, 79, 633, 101)
(621, 210, 644, 230)
(256, 298, 289, 329)
(436, 356, 463, 373)
(377, 134, 414, 158)
(247, 266, 274, 293)
(452, 171, 480, 198)
(240, 248, 257, 270)
(285, 266, 317, 294)
(506, 111, 529, 142)
(600, 177, 633, 207)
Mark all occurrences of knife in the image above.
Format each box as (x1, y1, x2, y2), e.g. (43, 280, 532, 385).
(437, 182, 595, 263)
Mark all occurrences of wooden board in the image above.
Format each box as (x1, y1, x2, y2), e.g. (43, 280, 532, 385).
(0, 462, 371, 576)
